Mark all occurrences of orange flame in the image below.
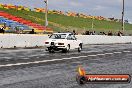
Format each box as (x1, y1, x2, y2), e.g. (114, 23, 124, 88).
(78, 66, 86, 76)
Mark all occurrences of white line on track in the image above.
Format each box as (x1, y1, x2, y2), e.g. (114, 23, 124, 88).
(0, 55, 94, 67)
(123, 51, 131, 53)
(28, 55, 39, 57)
(113, 52, 122, 54)
(0, 59, 63, 67)
(22, 58, 30, 60)
(104, 53, 113, 55)
(0, 50, 131, 67)
(68, 57, 80, 59)
(0, 56, 83, 67)
(96, 54, 105, 56)
(78, 56, 88, 58)
(88, 55, 97, 57)
(61, 58, 72, 60)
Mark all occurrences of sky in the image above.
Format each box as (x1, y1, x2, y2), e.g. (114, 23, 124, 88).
(0, 0, 132, 23)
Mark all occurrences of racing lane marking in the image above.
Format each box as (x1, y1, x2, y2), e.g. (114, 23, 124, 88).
(22, 58, 30, 60)
(78, 56, 88, 58)
(0, 56, 86, 67)
(104, 53, 113, 55)
(0, 59, 63, 67)
(96, 54, 105, 56)
(113, 52, 122, 54)
(88, 55, 97, 57)
(123, 51, 131, 53)
(0, 55, 95, 67)
(28, 55, 39, 57)
(0, 50, 131, 67)
(68, 57, 80, 59)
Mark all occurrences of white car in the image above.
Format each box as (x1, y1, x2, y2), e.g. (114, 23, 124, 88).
(45, 32, 83, 53)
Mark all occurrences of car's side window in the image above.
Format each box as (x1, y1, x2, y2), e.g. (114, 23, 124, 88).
(67, 35, 72, 40)
(71, 35, 76, 40)
(67, 34, 76, 40)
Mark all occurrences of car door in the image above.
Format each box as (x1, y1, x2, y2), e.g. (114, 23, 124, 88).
(71, 34, 79, 49)
(66, 34, 75, 49)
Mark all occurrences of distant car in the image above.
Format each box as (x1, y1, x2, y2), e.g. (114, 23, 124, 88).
(45, 32, 83, 53)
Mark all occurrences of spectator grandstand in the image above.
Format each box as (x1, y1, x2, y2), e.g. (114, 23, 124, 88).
(0, 11, 52, 34)
(0, 3, 126, 23)
(0, 3, 131, 35)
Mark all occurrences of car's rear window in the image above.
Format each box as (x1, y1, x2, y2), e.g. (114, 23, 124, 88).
(49, 34, 66, 39)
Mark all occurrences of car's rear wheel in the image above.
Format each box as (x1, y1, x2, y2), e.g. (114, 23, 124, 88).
(48, 48, 54, 53)
(78, 44, 82, 52)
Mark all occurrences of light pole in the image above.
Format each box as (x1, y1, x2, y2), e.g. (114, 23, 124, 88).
(91, 9, 95, 30)
(91, 16, 94, 30)
(122, 0, 124, 31)
(44, 0, 48, 27)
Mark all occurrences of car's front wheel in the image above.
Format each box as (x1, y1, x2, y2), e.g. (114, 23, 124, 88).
(78, 44, 82, 52)
(62, 44, 70, 53)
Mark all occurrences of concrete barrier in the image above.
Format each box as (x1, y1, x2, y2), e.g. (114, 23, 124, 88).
(0, 34, 132, 48)
(76, 35, 132, 44)
(0, 34, 48, 48)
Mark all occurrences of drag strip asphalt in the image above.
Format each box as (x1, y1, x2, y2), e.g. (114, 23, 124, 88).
(0, 50, 131, 68)
(0, 44, 132, 88)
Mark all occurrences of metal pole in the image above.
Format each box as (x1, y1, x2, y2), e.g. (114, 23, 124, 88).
(122, 0, 124, 31)
(91, 17, 94, 30)
(44, 0, 48, 27)
(91, 9, 95, 30)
